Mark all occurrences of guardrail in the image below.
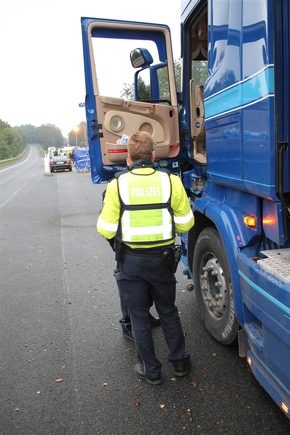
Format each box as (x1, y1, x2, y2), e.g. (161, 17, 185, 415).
(0, 147, 28, 164)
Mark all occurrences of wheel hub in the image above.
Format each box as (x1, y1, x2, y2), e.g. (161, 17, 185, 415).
(200, 257, 227, 318)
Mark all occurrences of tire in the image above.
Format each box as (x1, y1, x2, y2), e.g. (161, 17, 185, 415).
(193, 227, 239, 345)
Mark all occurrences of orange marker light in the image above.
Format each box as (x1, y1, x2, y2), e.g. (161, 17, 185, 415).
(281, 402, 289, 414)
(244, 215, 257, 228)
(263, 215, 276, 225)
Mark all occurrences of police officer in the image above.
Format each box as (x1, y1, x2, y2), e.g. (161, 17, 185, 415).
(97, 131, 194, 385)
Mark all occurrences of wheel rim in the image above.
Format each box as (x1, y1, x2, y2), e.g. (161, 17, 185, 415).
(199, 254, 227, 319)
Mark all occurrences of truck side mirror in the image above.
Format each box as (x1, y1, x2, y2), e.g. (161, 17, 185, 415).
(130, 48, 153, 68)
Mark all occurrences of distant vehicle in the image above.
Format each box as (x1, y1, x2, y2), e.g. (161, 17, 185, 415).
(49, 154, 72, 173)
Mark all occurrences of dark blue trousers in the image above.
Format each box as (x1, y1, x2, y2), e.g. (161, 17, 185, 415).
(116, 251, 190, 380)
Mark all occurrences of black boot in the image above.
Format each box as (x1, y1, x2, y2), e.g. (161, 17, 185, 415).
(119, 318, 134, 342)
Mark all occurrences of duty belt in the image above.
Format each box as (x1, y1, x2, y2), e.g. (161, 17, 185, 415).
(124, 244, 174, 258)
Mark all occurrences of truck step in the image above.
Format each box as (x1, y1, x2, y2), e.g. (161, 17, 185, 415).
(258, 249, 290, 283)
(244, 322, 264, 352)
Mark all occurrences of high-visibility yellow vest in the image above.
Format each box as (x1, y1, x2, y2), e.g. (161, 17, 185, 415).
(116, 169, 174, 245)
(97, 166, 195, 247)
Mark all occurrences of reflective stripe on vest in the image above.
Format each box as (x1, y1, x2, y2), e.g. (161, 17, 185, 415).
(117, 170, 174, 244)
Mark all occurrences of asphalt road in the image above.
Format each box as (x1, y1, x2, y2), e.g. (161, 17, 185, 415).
(0, 146, 289, 435)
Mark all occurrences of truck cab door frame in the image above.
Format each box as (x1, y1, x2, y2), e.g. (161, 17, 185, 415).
(81, 18, 180, 183)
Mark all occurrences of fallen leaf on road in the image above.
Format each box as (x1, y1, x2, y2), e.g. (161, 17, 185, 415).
(134, 402, 141, 407)
(55, 379, 63, 383)
(160, 404, 166, 409)
(190, 380, 197, 387)
(103, 382, 108, 387)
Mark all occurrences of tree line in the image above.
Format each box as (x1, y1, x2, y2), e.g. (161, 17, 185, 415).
(0, 121, 65, 160)
(0, 119, 91, 161)
(0, 120, 25, 160)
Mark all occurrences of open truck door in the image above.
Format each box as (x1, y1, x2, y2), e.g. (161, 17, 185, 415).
(81, 18, 180, 183)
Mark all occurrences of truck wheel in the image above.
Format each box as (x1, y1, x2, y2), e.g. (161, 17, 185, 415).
(193, 227, 239, 345)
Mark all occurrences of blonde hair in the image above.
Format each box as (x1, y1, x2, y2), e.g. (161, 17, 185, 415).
(127, 131, 154, 161)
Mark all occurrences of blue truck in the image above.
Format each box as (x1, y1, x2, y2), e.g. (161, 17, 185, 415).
(81, 0, 290, 418)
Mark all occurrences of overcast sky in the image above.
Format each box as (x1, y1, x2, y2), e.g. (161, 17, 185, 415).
(0, 0, 181, 137)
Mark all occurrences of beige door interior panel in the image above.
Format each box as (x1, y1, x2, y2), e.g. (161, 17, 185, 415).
(96, 96, 180, 165)
(104, 111, 165, 142)
(189, 80, 206, 164)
